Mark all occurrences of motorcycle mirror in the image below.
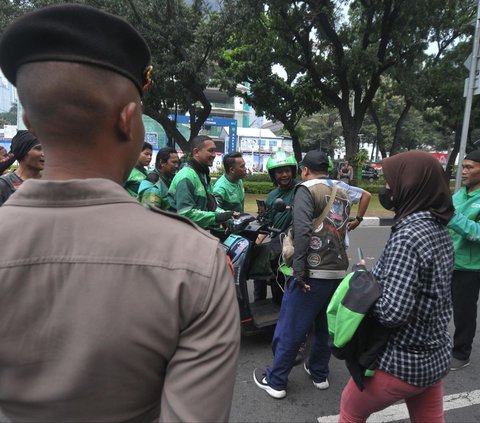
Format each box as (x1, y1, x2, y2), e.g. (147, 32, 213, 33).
(272, 198, 287, 212)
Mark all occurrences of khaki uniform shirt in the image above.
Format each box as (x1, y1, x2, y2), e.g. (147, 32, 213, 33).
(0, 179, 240, 423)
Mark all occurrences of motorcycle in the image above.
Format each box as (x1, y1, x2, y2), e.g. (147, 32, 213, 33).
(222, 200, 286, 334)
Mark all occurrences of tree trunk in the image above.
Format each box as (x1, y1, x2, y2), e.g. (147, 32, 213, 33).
(283, 122, 303, 163)
(338, 102, 365, 184)
(151, 111, 190, 152)
(369, 106, 387, 159)
(445, 122, 462, 182)
(390, 101, 411, 155)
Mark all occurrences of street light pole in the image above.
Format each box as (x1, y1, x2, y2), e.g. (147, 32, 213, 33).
(455, 0, 480, 192)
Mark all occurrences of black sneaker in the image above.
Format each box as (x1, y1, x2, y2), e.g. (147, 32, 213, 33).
(304, 362, 329, 390)
(253, 368, 286, 399)
(450, 357, 470, 371)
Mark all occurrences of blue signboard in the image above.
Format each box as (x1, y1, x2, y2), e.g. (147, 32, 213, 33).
(168, 114, 238, 152)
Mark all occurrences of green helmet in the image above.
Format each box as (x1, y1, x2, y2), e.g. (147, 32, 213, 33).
(266, 150, 297, 172)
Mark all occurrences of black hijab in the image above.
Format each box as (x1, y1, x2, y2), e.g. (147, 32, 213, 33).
(382, 150, 454, 225)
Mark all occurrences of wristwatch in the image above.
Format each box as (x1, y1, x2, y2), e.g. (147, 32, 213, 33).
(355, 216, 364, 223)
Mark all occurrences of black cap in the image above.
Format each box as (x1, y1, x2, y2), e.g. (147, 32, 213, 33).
(0, 4, 151, 96)
(465, 150, 480, 163)
(300, 150, 329, 171)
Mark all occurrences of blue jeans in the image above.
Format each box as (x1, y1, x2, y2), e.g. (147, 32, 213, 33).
(266, 276, 341, 390)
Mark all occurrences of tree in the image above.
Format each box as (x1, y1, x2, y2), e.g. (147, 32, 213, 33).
(1, 0, 239, 153)
(0, 104, 17, 127)
(217, 2, 321, 162)
(423, 40, 480, 180)
(221, 0, 468, 162)
(372, 0, 475, 157)
(298, 109, 343, 155)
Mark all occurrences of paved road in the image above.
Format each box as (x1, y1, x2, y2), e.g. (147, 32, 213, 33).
(229, 226, 480, 423)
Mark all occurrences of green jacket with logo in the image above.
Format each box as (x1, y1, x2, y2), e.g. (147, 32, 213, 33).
(125, 166, 147, 198)
(212, 175, 244, 213)
(448, 187, 480, 271)
(168, 166, 223, 229)
(138, 171, 171, 211)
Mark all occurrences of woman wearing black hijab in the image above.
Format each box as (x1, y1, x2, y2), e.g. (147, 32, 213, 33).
(339, 150, 454, 423)
(0, 130, 44, 205)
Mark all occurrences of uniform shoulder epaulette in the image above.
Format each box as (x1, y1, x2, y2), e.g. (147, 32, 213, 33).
(147, 205, 219, 241)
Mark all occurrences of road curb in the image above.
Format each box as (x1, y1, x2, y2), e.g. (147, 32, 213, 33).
(362, 217, 380, 226)
(362, 217, 395, 227)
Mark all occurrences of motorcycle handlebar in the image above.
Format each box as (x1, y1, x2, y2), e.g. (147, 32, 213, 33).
(267, 227, 282, 235)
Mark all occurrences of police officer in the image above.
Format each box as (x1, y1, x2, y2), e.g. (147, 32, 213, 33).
(0, 4, 239, 422)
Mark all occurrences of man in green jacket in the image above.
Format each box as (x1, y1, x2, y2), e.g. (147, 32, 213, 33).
(449, 150, 480, 371)
(213, 152, 246, 213)
(139, 146, 179, 210)
(254, 150, 299, 302)
(168, 135, 238, 237)
(124, 142, 152, 197)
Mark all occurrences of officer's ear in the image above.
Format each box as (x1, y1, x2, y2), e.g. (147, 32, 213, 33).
(22, 112, 38, 137)
(116, 101, 139, 142)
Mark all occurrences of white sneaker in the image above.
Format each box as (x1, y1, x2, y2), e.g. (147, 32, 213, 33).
(253, 368, 286, 399)
(304, 362, 329, 390)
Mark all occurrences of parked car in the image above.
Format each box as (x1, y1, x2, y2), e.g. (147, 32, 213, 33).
(362, 165, 379, 181)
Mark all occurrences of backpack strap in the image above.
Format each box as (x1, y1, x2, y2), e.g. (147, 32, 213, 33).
(312, 183, 337, 230)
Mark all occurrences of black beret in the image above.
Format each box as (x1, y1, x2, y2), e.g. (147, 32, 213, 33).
(0, 4, 151, 96)
(465, 150, 480, 163)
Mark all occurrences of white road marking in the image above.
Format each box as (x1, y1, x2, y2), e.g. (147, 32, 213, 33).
(317, 389, 480, 422)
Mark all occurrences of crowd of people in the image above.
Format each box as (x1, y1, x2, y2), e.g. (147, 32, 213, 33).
(0, 3, 479, 423)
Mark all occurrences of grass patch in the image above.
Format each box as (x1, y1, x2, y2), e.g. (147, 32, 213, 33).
(244, 192, 394, 218)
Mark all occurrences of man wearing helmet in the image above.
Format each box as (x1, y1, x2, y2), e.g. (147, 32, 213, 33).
(254, 150, 299, 302)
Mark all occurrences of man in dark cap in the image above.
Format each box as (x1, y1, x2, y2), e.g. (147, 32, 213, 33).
(0, 130, 44, 205)
(447, 150, 480, 371)
(254, 149, 371, 399)
(0, 4, 239, 422)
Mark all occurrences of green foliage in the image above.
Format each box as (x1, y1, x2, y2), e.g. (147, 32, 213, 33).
(1, 0, 238, 153)
(298, 110, 343, 155)
(356, 181, 385, 195)
(243, 181, 274, 194)
(352, 150, 369, 168)
(0, 104, 17, 126)
(245, 173, 271, 183)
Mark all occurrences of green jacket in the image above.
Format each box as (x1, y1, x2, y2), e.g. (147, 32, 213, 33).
(212, 175, 244, 213)
(125, 166, 147, 198)
(266, 181, 298, 233)
(138, 172, 171, 211)
(263, 182, 297, 256)
(168, 166, 223, 229)
(448, 187, 480, 271)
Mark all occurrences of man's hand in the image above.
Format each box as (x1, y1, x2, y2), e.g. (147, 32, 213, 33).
(216, 211, 236, 223)
(348, 216, 363, 231)
(294, 278, 310, 293)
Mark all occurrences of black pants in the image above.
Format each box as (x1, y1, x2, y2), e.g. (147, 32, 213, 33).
(452, 270, 480, 360)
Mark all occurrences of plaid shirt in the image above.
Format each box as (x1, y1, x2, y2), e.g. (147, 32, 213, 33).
(372, 211, 454, 387)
